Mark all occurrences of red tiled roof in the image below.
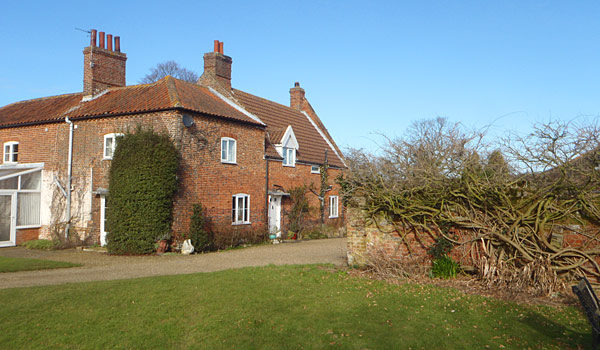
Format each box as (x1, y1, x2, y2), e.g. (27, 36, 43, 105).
(0, 77, 263, 127)
(233, 89, 345, 168)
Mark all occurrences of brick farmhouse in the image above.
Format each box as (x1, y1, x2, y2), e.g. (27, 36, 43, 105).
(0, 30, 346, 247)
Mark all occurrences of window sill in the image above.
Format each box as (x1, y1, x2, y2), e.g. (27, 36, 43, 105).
(221, 161, 237, 165)
(328, 216, 338, 219)
(16, 225, 41, 229)
(232, 222, 251, 226)
(102, 157, 113, 161)
(283, 164, 296, 168)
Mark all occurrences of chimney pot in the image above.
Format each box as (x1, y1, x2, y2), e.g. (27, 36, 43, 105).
(294, 82, 300, 87)
(90, 29, 97, 47)
(114, 36, 121, 52)
(107, 34, 113, 51)
(99, 31, 105, 49)
(214, 40, 219, 53)
(219, 41, 224, 54)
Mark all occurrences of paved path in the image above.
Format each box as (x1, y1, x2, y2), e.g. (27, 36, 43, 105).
(0, 238, 347, 289)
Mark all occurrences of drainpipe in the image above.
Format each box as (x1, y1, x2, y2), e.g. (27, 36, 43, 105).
(265, 158, 269, 228)
(65, 117, 74, 239)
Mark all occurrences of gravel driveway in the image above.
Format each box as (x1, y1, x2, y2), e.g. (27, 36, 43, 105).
(0, 238, 347, 289)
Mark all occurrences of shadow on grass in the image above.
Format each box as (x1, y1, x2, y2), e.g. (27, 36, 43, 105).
(519, 308, 591, 349)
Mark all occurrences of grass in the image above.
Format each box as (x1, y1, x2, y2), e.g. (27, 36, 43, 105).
(0, 256, 80, 273)
(21, 239, 56, 250)
(0, 264, 591, 349)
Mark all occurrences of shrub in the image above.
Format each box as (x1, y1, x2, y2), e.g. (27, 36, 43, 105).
(21, 239, 56, 250)
(427, 235, 453, 260)
(188, 204, 212, 252)
(431, 255, 460, 279)
(287, 186, 310, 234)
(106, 127, 179, 254)
(212, 226, 267, 250)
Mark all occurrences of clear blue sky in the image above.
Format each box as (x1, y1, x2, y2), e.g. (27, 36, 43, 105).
(1, 1, 599, 152)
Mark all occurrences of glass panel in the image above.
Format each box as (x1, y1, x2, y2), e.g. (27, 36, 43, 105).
(0, 195, 11, 241)
(3, 145, 8, 162)
(237, 197, 244, 222)
(20, 171, 41, 190)
(0, 177, 18, 190)
(105, 137, 114, 158)
(104, 197, 109, 233)
(228, 140, 235, 162)
(12, 144, 18, 162)
(244, 196, 249, 222)
(17, 192, 40, 226)
(222, 140, 228, 160)
(232, 196, 236, 222)
(283, 148, 288, 165)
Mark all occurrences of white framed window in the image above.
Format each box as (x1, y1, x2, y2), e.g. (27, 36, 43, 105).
(103, 133, 123, 160)
(221, 137, 237, 164)
(3, 142, 18, 163)
(13, 170, 41, 228)
(311, 165, 320, 174)
(329, 195, 339, 218)
(232, 193, 250, 224)
(282, 147, 296, 167)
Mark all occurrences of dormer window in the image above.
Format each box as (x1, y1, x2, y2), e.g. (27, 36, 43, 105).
(221, 137, 237, 164)
(282, 147, 296, 167)
(103, 133, 123, 160)
(3, 142, 18, 163)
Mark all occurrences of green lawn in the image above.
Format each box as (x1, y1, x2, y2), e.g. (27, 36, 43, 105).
(0, 256, 80, 273)
(0, 265, 591, 349)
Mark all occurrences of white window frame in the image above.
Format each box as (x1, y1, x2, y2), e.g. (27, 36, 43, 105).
(12, 170, 42, 229)
(329, 195, 339, 219)
(282, 147, 296, 167)
(103, 133, 123, 160)
(3, 142, 18, 164)
(232, 193, 250, 225)
(221, 137, 237, 164)
(311, 165, 320, 174)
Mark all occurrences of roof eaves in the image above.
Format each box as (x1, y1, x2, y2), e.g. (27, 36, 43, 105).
(208, 87, 265, 126)
(300, 111, 347, 167)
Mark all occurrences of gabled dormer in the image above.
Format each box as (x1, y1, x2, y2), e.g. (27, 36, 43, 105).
(274, 125, 298, 167)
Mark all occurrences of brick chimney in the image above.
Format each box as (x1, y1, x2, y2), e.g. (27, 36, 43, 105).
(290, 82, 305, 110)
(198, 40, 232, 95)
(83, 29, 127, 95)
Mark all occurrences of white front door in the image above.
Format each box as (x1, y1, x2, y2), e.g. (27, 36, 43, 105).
(100, 195, 108, 246)
(268, 195, 281, 236)
(0, 193, 16, 247)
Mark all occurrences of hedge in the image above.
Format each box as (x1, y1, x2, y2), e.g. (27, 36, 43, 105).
(106, 127, 179, 254)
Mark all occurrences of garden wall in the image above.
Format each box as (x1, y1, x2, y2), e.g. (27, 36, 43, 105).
(346, 206, 600, 277)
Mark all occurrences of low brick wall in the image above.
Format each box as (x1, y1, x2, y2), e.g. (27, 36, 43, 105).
(346, 206, 600, 277)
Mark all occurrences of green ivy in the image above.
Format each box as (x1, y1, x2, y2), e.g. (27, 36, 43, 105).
(106, 127, 179, 254)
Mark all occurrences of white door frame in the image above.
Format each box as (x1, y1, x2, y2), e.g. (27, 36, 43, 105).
(0, 192, 16, 247)
(100, 195, 107, 246)
(268, 195, 282, 237)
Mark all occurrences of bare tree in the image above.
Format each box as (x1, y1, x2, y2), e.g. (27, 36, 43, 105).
(342, 117, 600, 288)
(139, 61, 199, 84)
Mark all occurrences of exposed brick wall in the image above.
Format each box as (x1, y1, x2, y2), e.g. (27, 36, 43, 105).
(268, 160, 345, 232)
(15, 228, 39, 245)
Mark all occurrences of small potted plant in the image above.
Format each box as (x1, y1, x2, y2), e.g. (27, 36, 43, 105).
(156, 233, 171, 254)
